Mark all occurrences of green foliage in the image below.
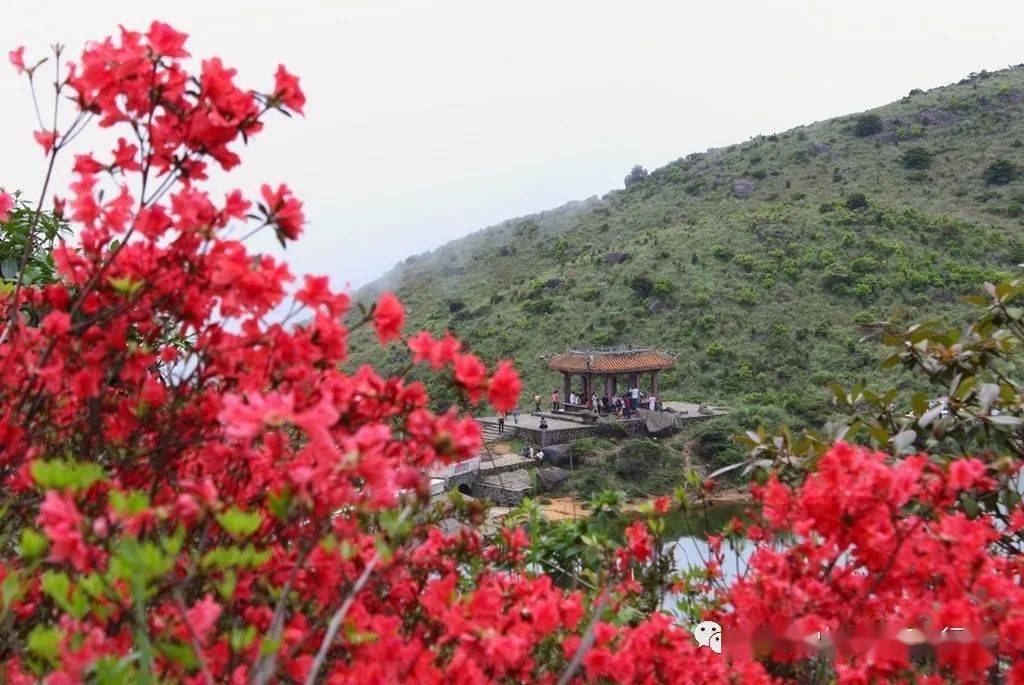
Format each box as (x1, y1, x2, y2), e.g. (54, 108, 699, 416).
(0, 199, 69, 287)
(852, 114, 883, 137)
(611, 440, 664, 479)
(651, 277, 675, 296)
(984, 159, 1019, 185)
(900, 146, 933, 170)
(351, 66, 1024, 421)
(844, 192, 869, 210)
(30, 459, 106, 493)
(710, 244, 734, 261)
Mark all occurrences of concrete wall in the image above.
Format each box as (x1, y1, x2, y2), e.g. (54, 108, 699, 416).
(470, 480, 531, 506)
(511, 419, 647, 446)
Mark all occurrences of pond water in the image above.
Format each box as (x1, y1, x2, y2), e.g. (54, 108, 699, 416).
(660, 503, 754, 582)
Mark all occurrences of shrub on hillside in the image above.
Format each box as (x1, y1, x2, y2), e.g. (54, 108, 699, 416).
(521, 297, 556, 314)
(844, 192, 869, 210)
(624, 164, 649, 188)
(900, 146, 933, 170)
(612, 440, 664, 479)
(692, 421, 745, 469)
(651, 276, 675, 296)
(711, 243, 734, 261)
(984, 159, 1019, 185)
(852, 114, 883, 137)
(822, 262, 854, 291)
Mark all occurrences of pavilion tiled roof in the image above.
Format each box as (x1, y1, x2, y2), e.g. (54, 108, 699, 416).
(548, 348, 675, 374)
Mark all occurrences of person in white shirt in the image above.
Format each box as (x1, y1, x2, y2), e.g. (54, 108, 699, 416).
(648, 395, 657, 411)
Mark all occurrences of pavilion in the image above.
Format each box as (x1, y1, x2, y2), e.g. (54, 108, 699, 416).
(547, 347, 675, 401)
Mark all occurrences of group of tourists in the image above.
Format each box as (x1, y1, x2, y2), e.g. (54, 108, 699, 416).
(558, 386, 659, 416)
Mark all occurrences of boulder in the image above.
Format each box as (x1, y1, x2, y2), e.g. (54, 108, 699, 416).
(641, 409, 678, 438)
(648, 297, 666, 314)
(807, 142, 830, 157)
(604, 252, 632, 265)
(537, 467, 572, 492)
(544, 277, 564, 289)
(731, 178, 756, 198)
(539, 443, 572, 468)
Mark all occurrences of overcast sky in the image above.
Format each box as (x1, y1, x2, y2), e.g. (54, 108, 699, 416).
(3, 0, 1023, 292)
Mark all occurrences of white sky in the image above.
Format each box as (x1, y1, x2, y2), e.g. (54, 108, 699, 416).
(3, 0, 1024, 291)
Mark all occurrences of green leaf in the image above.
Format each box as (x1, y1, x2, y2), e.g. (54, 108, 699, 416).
(267, 487, 293, 520)
(987, 414, 1024, 428)
(108, 490, 150, 516)
(891, 429, 917, 453)
(2, 571, 22, 609)
(107, 275, 144, 296)
(20, 527, 48, 559)
(216, 507, 263, 539)
(230, 625, 257, 652)
(27, 625, 61, 661)
(41, 571, 70, 605)
(31, 459, 105, 492)
(216, 569, 237, 600)
(157, 640, 198, 668)
(161, 524, 186, 556)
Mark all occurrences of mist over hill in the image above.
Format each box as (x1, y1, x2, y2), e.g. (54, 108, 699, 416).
(349, 66, 1024, 422)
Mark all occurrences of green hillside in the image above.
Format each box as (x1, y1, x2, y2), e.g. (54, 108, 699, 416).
(350, 66, 1024, 423)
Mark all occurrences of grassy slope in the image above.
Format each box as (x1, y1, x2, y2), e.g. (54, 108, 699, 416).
(350, 67, 1024, 422)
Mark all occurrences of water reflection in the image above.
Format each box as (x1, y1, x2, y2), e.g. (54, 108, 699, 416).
(661, 504, 754, 582)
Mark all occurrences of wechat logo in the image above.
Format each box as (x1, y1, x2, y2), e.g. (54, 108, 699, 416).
(692, 621, 722, 654)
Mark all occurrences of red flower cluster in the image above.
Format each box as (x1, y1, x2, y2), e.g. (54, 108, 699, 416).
(720, 442, 1024, 684)
(5, 21, 1024, 685)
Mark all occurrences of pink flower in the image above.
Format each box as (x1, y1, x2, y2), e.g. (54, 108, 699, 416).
(408, 331, 460, 369)
(218, 392, 296, 440)
(0, 192, 13, 222)
(453, 353, 487, 403)
(948, 458, 990, 492)
(260, 183, 304, 240)
(373, 292, 405, 345)
(184, 594, 222, 643)
(146, 21, 190, 58)
(8, 46, 25, 74)
(34, 129, 57, 155)
(273, 64, 305, 114)
(37, 490, 89, 571)
(487, 360, 522, 413)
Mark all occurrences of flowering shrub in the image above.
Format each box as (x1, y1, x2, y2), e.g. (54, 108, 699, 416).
(2, 22, 1023, 685)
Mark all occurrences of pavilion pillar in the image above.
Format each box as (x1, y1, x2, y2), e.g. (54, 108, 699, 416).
(562, 373, 570, 406)
(651, 371, 660, 397)
(604, 375, 613, 398)
(627, 373, 638, 391)
(582, 374, 591, 400)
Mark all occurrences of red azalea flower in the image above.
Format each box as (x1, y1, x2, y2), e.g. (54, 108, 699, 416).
(273, 64, 305, 114)
(487, 360, 521, 412)
(453, 352, 487, 402)
(145, 21, 189, 58)
(33, 129, 57, 155)
(624, 520, 653, 562)
(373, 292, 405, 345)
(37, 490, 89, 571)
(0, 192, 13, 222)
(260, 183, 304, 240)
